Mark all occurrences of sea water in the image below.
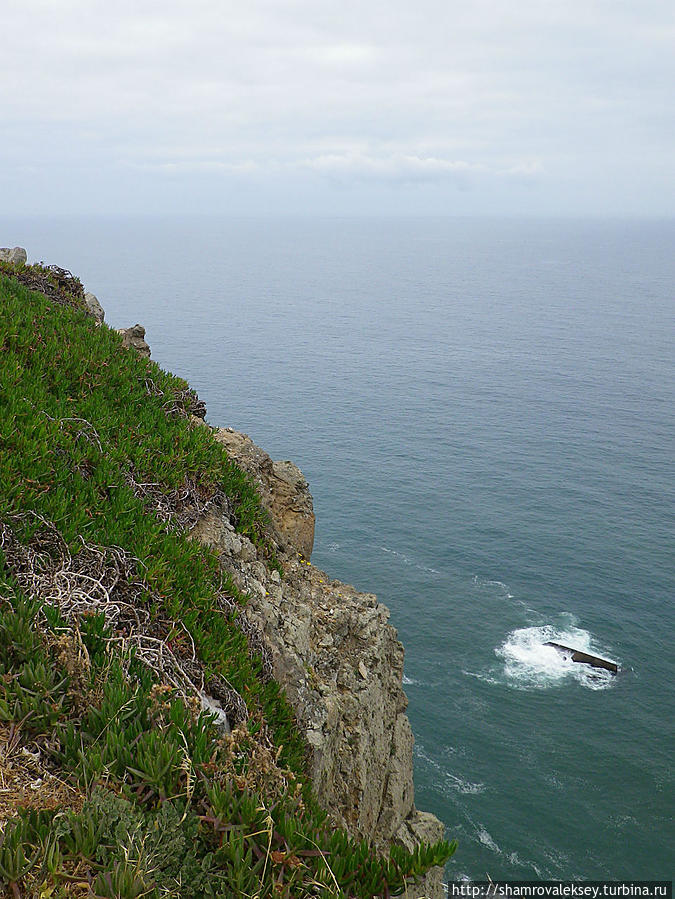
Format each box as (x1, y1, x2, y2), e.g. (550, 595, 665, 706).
(2, 214, 673, 879)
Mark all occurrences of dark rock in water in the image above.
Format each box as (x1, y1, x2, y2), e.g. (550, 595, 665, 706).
(545, 641, 618, 674)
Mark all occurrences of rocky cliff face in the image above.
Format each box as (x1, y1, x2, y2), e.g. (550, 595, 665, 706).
(3, 250, 446, 896)
(116, 323, 151, 358)
(192, 428, 446, 898)
(214, 428, 315, 560)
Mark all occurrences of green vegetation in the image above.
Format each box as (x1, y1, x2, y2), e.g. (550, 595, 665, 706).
(0, 263, 456, 897)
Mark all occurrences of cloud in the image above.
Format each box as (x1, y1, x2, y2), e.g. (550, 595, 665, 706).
(0, 0, 673, 213)
(302, 153, 546, 184)
(139, 160, 263, 176)
(304, 43, 379, 67)
(303, 153, 483, 182)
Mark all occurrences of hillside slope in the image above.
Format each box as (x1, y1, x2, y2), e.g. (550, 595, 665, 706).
(0, 256, 454, 898)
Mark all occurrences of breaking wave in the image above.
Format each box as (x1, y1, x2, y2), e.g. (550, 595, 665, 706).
(496, 624, 618, 691)
(472, 575, 514, 599)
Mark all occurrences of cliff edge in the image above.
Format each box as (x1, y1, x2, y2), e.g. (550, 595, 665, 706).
(193, 428, 446, 897)
(0, 249, 449, 897)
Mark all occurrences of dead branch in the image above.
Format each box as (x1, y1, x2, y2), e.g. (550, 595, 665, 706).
(40, 411, 103, 452)
(1, 263, 85, 307)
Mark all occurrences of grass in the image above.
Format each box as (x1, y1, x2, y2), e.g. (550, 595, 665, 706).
(0, 264, 456, 897)
(0, 269, 296, 765)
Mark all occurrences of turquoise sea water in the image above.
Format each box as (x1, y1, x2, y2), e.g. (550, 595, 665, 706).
(3, 215, 673, 880)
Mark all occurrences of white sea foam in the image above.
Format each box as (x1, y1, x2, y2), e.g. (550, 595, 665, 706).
(472, 575, 514, 599)
(452, 811, 546, 879)
(415, 744, 486, 795)
(461, 668, 503, 687)
(496, 624, 617, 691)
(505, 850, 544, 877)
(402, 673, 429, 687)
(477, 827, 501, 853)
(380, 545, 439, 574)
(450, 775, 486, 795)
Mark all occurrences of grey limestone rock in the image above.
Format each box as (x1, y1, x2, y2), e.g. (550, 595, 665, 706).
(116, 323, 151, 358)
(84, 292, 105, 324)
(395, 810, 447, 899)
(0, 247, 27, 265)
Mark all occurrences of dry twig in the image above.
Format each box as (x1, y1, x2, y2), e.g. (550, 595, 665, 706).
(123, 468, 228, 534)
(139, 377, 206, 420)
(0, 263, 85, 308)
(0, 514, 250, 723)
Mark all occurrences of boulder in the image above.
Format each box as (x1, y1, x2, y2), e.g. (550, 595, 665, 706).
(0, 247, 27, 265)
(116, 323, 151, 358)
(84, 292, 104, 324)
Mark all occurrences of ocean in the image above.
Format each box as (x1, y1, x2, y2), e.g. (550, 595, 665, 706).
(2, 214, 673, 880)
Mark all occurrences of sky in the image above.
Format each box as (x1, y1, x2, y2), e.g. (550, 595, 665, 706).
(1, 0, 674, 216)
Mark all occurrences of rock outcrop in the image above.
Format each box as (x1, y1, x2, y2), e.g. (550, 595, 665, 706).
(0, 247, 27, 265)
(116, 323, 151, 358)
(84, 292, 105, 324)
(215, 428, 315, 560)
(192, 427, 446, 898)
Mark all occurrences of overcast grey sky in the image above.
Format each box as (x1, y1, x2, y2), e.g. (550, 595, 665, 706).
(2, 0, 673, 215)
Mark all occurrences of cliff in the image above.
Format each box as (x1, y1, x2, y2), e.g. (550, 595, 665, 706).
(0, 249, 452, 898)
(194, 428, 446, 895)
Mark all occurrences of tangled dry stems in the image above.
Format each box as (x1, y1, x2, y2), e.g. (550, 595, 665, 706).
(0, 263, 85, 309)
(0, 722, 85, 826)
(163, 387, 207, 420)
(40, 411, 103, 453)
(123, 469, 228, 534)
(217, 722, 303, 810)
(141, 377, 207, 420)
(0, 513, 252, 724)
(217, 596, 274, 684)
